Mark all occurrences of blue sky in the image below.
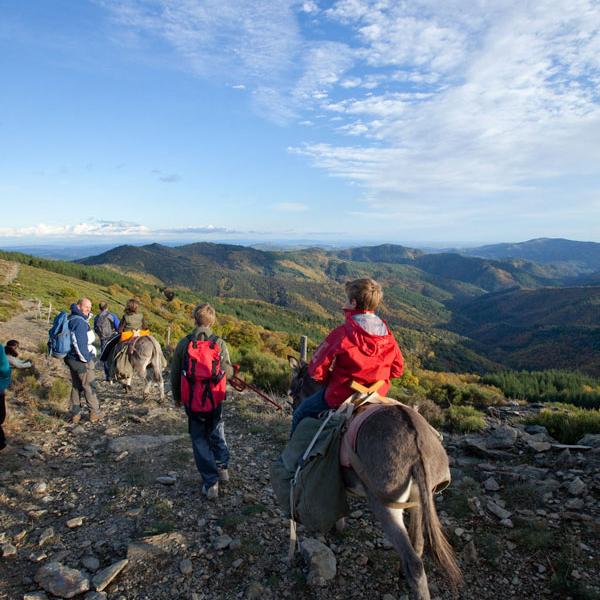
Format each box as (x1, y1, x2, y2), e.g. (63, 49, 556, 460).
(1, 0, 600, 246)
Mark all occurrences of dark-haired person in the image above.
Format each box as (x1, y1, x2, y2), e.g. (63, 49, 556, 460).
(118, 298, 149, 341)
(5, 340, 33, 369)
(170, 303, 234, 500)
(291, 278, 404, 433)
(93, 302, 120, 381)
(0, 343, 11, 450)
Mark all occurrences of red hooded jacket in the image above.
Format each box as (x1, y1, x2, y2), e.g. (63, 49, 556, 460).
(308, 309, 404, 408)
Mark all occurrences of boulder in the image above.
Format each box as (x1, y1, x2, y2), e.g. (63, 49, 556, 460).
(486, 426, 518, 449)
(300, 538, 337, 585)
(34, 562, 90, 598)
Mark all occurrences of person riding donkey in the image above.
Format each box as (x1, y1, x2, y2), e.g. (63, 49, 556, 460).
(291, 277, 404, 434)
(118, 298, 149, 341)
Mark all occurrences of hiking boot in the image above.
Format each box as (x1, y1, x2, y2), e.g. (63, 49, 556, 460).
(70, 414, 81, 425)
(218, 468, 229, 483)
(203, 483, 219, 499)
(89, 413, 101, 423)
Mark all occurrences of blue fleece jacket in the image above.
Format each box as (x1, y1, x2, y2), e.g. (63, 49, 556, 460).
(0, 345, 11, 391)
(67, 303, 95, 362)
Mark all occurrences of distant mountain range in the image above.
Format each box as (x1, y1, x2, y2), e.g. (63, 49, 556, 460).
(77, 238, 600, 376)
(460, 237, 600, 275)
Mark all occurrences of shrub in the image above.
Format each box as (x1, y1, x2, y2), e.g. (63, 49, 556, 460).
(526, 404, 600, 444)
(404, 397, 445, 428)
(445, 405, 486, 433)
(47, 378, 71, 403)
(237, 349, 289, 394)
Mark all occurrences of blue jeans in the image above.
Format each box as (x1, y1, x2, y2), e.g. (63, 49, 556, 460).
(187, 404, 229, 490)
(291, 388, 329, 435)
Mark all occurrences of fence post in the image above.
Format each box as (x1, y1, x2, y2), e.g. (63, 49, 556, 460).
(299, 335, 308, 362)
(37, 299, 42, 320)
(166, 325, 171, 347)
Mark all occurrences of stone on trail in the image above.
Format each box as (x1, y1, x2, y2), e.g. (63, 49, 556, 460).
(577, 434, 600, 448)
(34, 562, 90, 598)
(126, 532, 186, 563)
(23, 592, 49, 600)
(38, 527, 54, 547)
(92, 559, 128, 592)
(485, 425, 518, 449)
(156, 475, 176, 485)
(179, 558, 193, 575)
(300, 538, 337, 586)
(486, 500, 512, 521)
(81, 556, 100, 572)
(483, 477, 500, 492)
(568, 477, 586, 496)
(107, 435, 185, 454)
(214, 535, 233, 550)
(66, 517, 84, 529)
(84, 593, 107, 600)
(2, 542, 17, 558)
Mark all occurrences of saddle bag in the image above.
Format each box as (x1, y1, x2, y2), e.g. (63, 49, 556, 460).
(271, 412, 348, 533)
(180, 334, 226, 413)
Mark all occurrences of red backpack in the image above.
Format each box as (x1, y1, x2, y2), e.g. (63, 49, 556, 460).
(180, 334, 226, 413)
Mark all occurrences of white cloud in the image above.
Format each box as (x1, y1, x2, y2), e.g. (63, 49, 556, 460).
(273, 202, 309, 212)
(99, 0, 600, 233)
(0, 220, 238, 239)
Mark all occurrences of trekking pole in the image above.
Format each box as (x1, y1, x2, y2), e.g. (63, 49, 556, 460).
(229, 366, 283, 411)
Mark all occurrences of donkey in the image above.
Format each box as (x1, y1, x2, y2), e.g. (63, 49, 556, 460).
(289, 358, 461, 600)
(113, 336, 167, 401)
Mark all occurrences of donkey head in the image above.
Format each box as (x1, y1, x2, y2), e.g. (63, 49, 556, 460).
(288, 356, 322, 410)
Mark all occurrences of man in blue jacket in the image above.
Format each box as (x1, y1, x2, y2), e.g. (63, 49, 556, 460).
(65, 298, 100, 423)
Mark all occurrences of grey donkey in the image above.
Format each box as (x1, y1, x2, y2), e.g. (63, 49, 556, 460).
(115, 336, 167, 401)
(289, 358, 462, 600)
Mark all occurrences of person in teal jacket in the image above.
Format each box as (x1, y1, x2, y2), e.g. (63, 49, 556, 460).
(0, 343, 12, 451)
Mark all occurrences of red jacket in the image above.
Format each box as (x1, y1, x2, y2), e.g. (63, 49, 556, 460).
(308, 310, 404, 408)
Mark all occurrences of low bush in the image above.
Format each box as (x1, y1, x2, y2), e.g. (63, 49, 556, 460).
(526, 404, 600, 444)
(445, 405, 486, 433)
(47, 378, 71, 403)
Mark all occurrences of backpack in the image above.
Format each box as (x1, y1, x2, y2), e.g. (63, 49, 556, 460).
(95, 312, 114, 339)
(48, 311, 72, 358)
(180, 334, 226, 413)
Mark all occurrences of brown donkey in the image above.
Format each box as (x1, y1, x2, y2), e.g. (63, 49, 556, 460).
(289, 358, 462, 600)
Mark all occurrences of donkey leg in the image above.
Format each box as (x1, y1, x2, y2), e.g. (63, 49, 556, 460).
(408, 486, 424, 558)
(368, 492, 430, 600)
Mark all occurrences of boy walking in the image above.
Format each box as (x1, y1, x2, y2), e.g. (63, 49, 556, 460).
(291, 278, 404, 433)
(171, 304, 234, 499)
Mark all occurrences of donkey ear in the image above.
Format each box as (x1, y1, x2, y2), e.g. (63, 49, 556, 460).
(288, 355, 301, 371)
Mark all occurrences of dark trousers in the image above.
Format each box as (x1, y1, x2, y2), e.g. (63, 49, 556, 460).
(0, 391, 6, 449)
(65, 358, 99, 416)
(100, 338, 111, 381)
(187, 404, 229, 490)
(291, 388, 329, 434)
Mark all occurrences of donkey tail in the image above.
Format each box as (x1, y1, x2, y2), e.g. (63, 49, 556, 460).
(412, 457, 462, 587)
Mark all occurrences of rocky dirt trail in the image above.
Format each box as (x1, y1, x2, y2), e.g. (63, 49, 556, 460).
(0, 310, 599, 600)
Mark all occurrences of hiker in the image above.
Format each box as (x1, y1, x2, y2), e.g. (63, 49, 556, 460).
(93, 302, 120, 381)
(64, 298, 101, 424)
(0, 343, 11, 450)
(170, 303, 234, 499)
(291, 278, 404, 433)
(5, 340, 33, 369)
(118, 298, 149, 341)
